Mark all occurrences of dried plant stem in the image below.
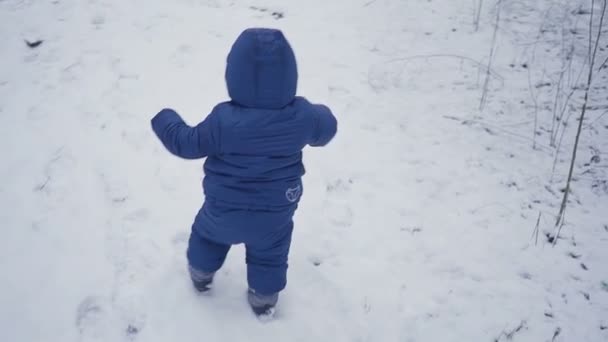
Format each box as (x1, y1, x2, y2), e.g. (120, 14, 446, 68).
(554, 0, 607, 244)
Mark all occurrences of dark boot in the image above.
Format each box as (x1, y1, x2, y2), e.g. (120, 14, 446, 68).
(248, 288, 278, 318)
(189, 265, 215, 293)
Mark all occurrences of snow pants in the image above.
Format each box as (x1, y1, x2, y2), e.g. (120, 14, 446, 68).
(187, 200, 296, 295)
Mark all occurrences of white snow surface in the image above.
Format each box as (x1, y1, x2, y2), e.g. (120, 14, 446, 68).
(1, 0, 608, 341)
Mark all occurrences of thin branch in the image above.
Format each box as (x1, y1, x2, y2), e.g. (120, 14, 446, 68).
(459, 118, 553, 151)
(495, 321, 527, 341)
(589, 0, 596, 66)
(554, 0, 607, 244)
(550, 6, 581, 148)
(480, 0, 502, 111)
(531, 212, 542, 246)
(528, 67, 539, 150)
(527, 64, 540, 150)
(550, 69, 565, 147)
(599, 55, 608, 70)
(474, 0, 484, 31)
(527, 6, 557, 150)
(586, 109, 608, 126)
(530, 5, 557, 62)
(384, 54, 504, 81)
(549, 9, 571, 147)
(550, 63, 588, 182)
(551, 106, 576, 182)
(552, 327, 562, 342)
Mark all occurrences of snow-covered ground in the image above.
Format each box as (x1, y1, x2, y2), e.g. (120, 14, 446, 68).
(1, 0, 607, 341)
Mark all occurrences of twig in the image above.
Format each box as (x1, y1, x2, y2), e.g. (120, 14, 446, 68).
(550, 59, 588, 182)
(495, 321, 527, 341)
(470, 202, 512, 214)
(528, 65, 539, 150)
(551, 106, 576, 182)
(530, 5, 558, 62)
(527, 6, 558, 150)
(600, 55, 608, 70)
(551, 327, 562, 342)
(383, 54, 504, 81)
(586, 109, 608, 126)
(34, 176, 51, 192)
(589, 1, 596, 67)
(550, 5, 581, 148)
(549, 11, 571, 147)
(531, 212, 542, 246)
(474, 0, 484, 31)
(480, 0, 502, 111)
(460, 118, 553, 151)
(550, 78, 562, 148)
(554, 0, 607, 244)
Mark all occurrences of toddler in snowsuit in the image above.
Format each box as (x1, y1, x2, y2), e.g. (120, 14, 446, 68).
(151, 28, 337, 316)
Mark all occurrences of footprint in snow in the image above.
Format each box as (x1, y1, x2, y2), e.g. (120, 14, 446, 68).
(76, 296, 145, 341)
(519, 271, 532, 280)
(76, 296, 111, 340)
(326, 178, 353, 195)
(327, 205, 354, 228)
(91, 15, 105, 29)
(126, 324, 140, 340)
(124, 208, 150, 222)
(172, 231, 189, 246)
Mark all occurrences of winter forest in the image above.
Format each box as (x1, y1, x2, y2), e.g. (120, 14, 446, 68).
(1, 0, 607, 341)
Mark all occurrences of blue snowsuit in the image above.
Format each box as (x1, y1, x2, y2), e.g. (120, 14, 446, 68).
(151, 28, 337, 295)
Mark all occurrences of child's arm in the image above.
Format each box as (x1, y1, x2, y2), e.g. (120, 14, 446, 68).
(151, 108, 217, 159)
(309, 104, 337, 147)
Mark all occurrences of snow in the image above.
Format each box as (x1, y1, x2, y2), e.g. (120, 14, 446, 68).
(1, 0, 607, 341)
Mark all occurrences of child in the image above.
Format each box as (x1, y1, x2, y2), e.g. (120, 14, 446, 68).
(151, 28, 337, 317)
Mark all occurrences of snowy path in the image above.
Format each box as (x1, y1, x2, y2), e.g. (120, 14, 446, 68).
(1, 0, 607, 341)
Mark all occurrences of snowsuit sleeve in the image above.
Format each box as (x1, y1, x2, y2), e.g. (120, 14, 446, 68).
(151, 108, 218, 159)
(309, 104, 337, 147)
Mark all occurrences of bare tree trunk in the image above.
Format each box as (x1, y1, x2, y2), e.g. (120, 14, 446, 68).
(554, 0, 607, 244)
